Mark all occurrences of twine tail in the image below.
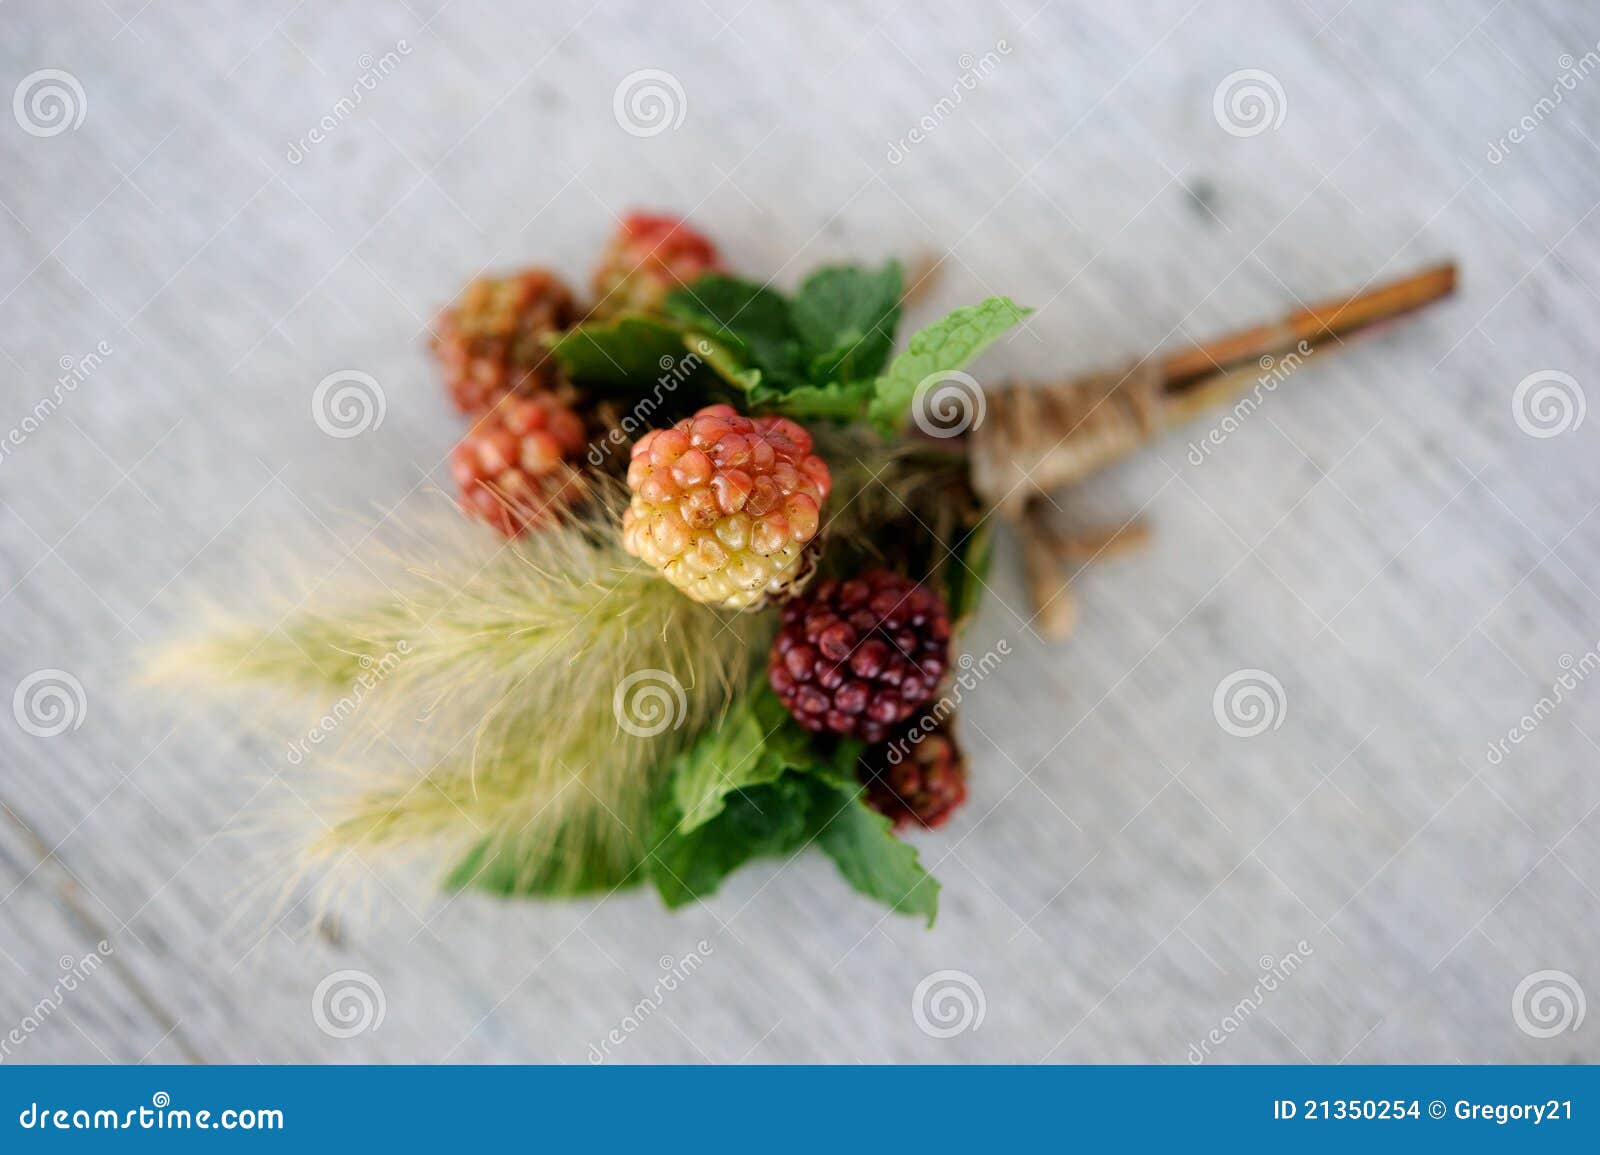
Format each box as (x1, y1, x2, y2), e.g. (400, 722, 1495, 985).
(1020, 506, 1151, 642)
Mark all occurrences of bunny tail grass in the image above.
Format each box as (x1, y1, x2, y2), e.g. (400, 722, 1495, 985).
(145, 498, 770, 898)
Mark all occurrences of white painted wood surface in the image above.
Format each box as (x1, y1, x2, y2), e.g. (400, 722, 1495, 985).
(1, 0, 1597, 1063)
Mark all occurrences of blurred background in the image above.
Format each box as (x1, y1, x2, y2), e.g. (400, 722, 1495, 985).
(1, 0, 1597, 1062)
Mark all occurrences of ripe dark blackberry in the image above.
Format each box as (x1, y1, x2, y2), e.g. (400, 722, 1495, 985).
(860, 724, 968, 831)
(768, 570, 950, 742)
(451, 393, 587, 537)
(432, 268, 577, 415)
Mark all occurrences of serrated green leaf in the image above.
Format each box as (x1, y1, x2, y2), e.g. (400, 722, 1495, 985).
(867, 296, 1032, 433)
(648, 774, 818, 909)
(694, 331, 763, 394)
(815, 785, 940, 925)
(650, 733, 936, 921)
(545, 313, 699, 388)
(670, 683, 817, 834)
(663, 274, 803, 385)
(805, 736, 865, 792)
(791, 262, 903, 384)
(752, 378, 875, 422)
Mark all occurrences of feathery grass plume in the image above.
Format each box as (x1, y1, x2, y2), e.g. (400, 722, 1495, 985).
(147, 489, 769, 898)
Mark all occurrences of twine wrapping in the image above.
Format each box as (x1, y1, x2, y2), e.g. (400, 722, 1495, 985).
(970, 360, 1166, 519)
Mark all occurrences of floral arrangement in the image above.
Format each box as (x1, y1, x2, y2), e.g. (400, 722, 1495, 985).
(155, 211, 1454, 925)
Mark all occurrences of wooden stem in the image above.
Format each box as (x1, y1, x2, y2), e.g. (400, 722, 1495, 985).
(1159, 261, 1458, 392)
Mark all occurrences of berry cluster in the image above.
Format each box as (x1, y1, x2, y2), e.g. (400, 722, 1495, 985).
(768, 570, 950, 743)
(622, 405, 830, 608)
(432, 214, 724, 537)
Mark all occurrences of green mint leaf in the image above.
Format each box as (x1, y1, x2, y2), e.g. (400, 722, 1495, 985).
(805, 735, 865, 793)
(752, 378, 875, 422)
(545, 314, 703, 389)
(663, 274, 804, 385)
(867, 296, 1032, 433)
(694, 332, 764, 394)
(648, 773, 817, 909)
(814, 783, 940, 925)
(670, 683, 817, 834)
(791, 262, 903, 384)
(651, 730, 936, 920)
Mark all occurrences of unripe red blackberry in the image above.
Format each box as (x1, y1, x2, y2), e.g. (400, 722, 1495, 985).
(433, 269, 577, 415)
(768, 570, 950, 742)
(592, 212, 721, 318)
(860, 724, 968, 831)
(621, 404, 830, 609)
(451, 393, 587, 537)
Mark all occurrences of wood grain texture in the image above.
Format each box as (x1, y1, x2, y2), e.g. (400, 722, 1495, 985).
(1, 0, 1597, 1064)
